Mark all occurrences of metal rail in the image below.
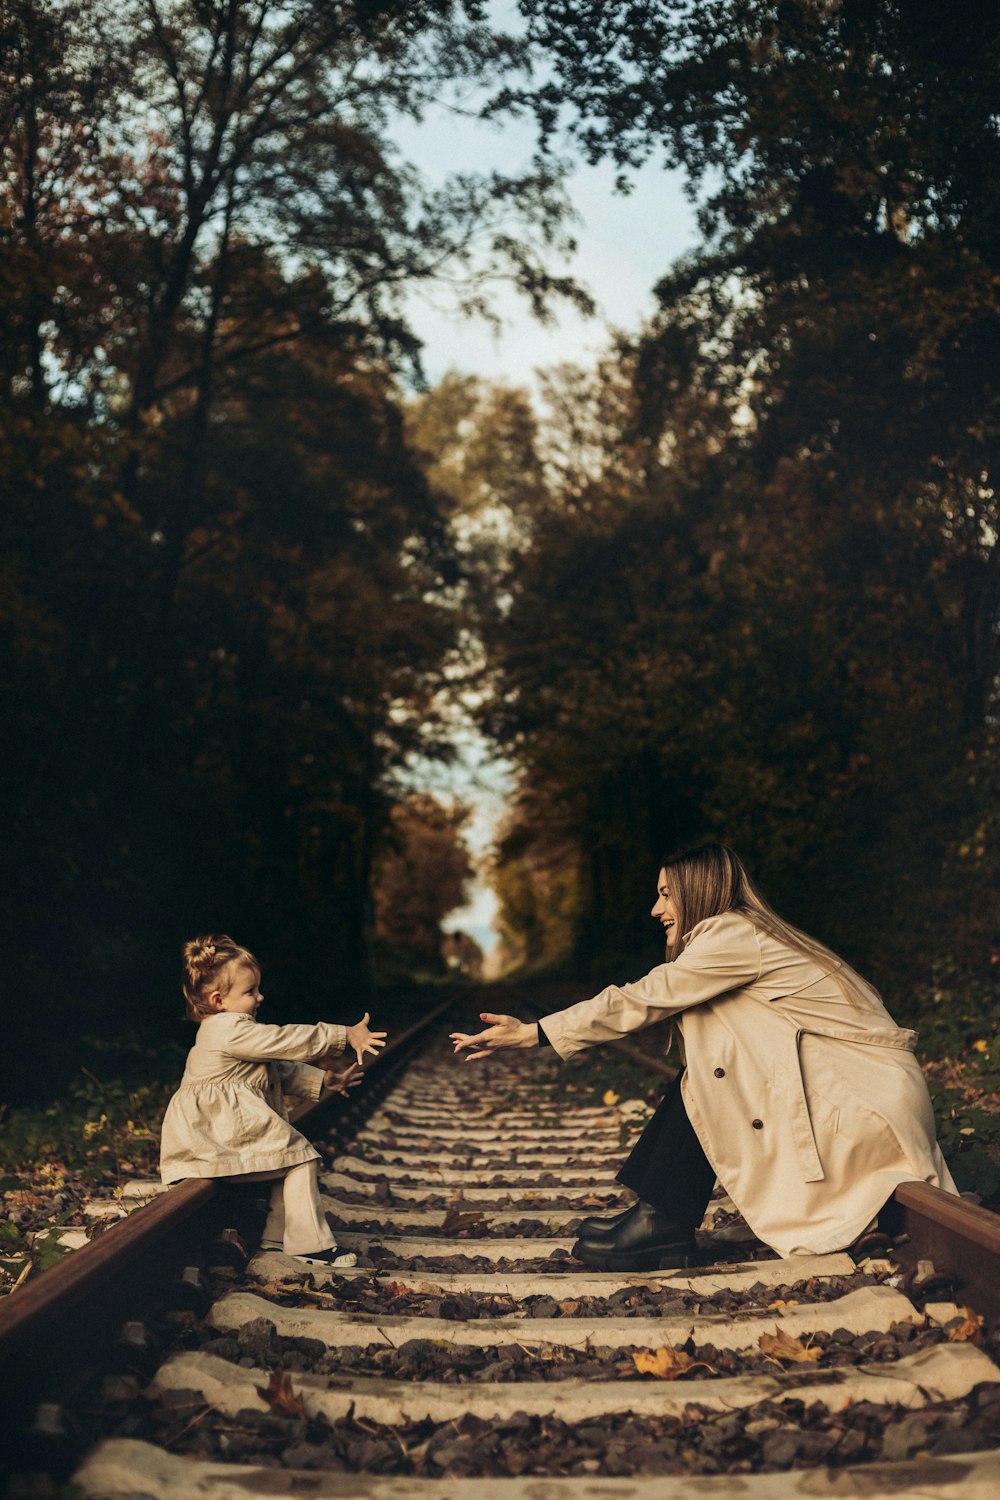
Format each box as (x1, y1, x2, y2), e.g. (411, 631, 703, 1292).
(67, 1014, 1000, 1497)
(0, 997, 453, 1452)
(894, 1180, 1000, 1323)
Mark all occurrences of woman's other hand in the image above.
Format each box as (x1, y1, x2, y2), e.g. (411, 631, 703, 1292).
(323, 1060, 364, 1096)
(450, 1013, 539, 1061)
(345, 1012, 388, 1066)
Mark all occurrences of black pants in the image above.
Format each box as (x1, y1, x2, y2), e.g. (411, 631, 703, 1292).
(616, 1070, 717, 1228)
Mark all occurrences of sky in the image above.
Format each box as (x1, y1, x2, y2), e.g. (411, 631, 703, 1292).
(395, 118, 699, 394)
(392, 27, 701, 952)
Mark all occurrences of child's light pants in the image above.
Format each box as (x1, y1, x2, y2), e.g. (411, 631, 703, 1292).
(237, 1160, 336, 1256)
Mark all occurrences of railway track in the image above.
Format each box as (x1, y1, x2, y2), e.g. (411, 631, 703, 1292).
(5, 990, 1000, 1497)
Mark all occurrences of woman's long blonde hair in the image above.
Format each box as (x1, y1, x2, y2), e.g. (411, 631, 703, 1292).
(663, 843, 877, 1008)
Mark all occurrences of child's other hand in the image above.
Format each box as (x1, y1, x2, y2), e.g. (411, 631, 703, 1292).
(323, 1061, 364, 1096)
(345, 1012, 387, 1066)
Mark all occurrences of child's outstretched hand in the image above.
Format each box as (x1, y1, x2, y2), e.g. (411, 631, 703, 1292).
(323, 1060, 364, 1096)
(345, 1012, 387, 1066)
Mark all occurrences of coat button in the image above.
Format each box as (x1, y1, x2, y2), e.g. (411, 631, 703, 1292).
(714, 1067, 725, 1078)
(752, 1118, 764, 1130)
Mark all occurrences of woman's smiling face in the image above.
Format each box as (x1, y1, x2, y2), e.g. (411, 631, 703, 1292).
(651, 867, 680, 948)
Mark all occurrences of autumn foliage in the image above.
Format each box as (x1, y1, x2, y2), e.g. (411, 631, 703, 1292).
(0, 1, 578, 1098)
(469, 1, 1000, 986)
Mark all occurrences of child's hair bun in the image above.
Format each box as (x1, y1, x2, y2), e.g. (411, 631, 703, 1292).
(184, 937, 218, 971)
(181, 933, 259, 1022)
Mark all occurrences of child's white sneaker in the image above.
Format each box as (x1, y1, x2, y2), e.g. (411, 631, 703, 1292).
(291, 1247, 358, 1268)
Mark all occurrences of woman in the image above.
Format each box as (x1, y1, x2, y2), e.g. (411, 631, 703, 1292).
(451, 843, 956, 1270)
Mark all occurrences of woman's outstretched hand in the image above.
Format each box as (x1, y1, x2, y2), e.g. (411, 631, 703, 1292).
(345, 1012, 388, 1066)
(450, 1013, 539, 1062)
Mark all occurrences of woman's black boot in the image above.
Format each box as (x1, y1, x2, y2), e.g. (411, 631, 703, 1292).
(574, 1201, 638, 1240)
(571, 1199, 697, 1271)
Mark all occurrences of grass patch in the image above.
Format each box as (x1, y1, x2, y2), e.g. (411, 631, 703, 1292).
(896, 969, 1000, 1205)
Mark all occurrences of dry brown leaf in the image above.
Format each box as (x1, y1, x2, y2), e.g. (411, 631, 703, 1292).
(441, 1206, 487, 1236)
(947, 1308, 985, 1344)
(557, 1299, 581, 1315)
(758, 1327, 822, 1363)
(255, 1369, 306, 1418)
(632, 1345, 716, 1379)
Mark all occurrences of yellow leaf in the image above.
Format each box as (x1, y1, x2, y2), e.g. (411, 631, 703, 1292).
(947, 1308, 984, 1345)
(632, 1345, 716, 1379)
(758, 1328, 822, 1363)
(767, 1298, 800, 1309)
(602, 1089, 620, 1106)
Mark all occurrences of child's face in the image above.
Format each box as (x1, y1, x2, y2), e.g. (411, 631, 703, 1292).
(214, 961, 263, 1017)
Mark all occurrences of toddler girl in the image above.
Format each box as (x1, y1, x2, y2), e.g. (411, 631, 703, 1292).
(159, 933, 386, 1267)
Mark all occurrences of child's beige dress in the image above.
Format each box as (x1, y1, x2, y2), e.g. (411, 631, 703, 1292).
(159, 1013, 347, 1180)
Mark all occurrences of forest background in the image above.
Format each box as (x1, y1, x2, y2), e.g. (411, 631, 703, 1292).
(3, 0, 1000, 1119)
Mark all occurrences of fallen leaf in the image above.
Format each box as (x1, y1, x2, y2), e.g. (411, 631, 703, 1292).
(558, 1299, 581, 1315)
(767, 1299, 800, 1309)
(255, 1369, 306, 1418)
(948, 1308, 985, 1344)
(4, 1191, 43, 1208)
(10, 1260, 33, 1293)
(632, 1345, 716, 1379)
(441, 1205, 487, 1236)
(758, 1328, 822, 1363)
(602, 1089, 620, 1106)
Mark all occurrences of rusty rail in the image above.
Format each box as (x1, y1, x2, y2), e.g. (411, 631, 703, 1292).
(0, 996, 454, 1451)
(893, 1180, 1000, 1324)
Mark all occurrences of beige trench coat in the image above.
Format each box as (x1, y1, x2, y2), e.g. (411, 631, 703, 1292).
(159, 1013, 347, 1182)
(540, 912, 956, 1257)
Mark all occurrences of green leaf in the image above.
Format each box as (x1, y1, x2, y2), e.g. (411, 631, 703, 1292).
(949, 1146, 1000, 1201)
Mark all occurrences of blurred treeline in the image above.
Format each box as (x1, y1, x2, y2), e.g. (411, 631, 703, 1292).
(0, 0, 585, 1100)
(421, 1, 1000, 990)
(5, 0, 1000, 1108)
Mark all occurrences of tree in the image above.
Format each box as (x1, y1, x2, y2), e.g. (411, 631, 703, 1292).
(466, 0, 1000, 981)
(372, 793, 474, 978)
(515, 0, 1000, 740)
(0, 1, 590, 1097)
(489, 790, 581, 976)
